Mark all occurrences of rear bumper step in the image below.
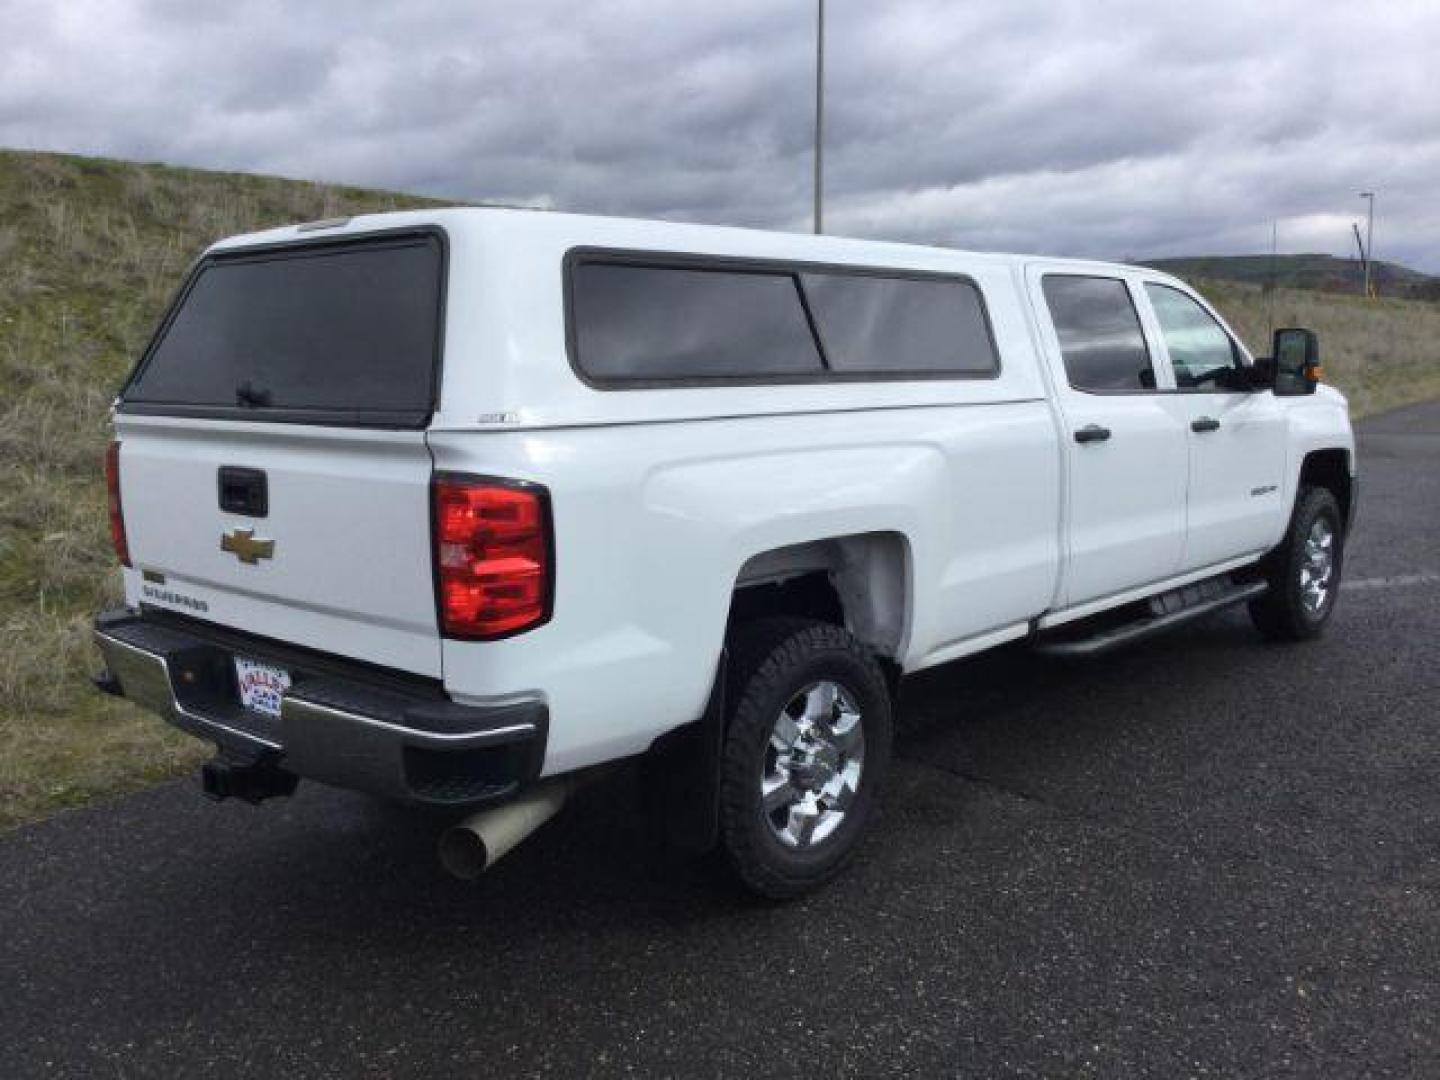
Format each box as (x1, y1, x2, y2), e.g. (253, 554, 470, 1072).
(93, 609, 547, 808)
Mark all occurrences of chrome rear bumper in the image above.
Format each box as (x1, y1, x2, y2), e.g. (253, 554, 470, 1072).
(93, 609, 547, 808)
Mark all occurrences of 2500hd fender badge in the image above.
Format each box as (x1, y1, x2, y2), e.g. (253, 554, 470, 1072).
(221, 527, 275, 565)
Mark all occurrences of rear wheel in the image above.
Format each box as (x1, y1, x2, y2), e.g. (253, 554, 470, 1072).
(717, 618, 892, 899)
(1249, 486, 1344, 641)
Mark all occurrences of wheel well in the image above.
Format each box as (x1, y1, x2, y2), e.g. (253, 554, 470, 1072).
(727, 534, 909, 666)
(1300, 449, 1353, 527)
(728, 572, 844, 629)
(656, 534, 908, 855)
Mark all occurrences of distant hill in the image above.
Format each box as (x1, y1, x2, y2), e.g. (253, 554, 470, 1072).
(1143, 254, 1440, 302)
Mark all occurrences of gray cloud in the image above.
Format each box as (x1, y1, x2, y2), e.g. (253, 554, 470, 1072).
(1, 0, 1436, 270)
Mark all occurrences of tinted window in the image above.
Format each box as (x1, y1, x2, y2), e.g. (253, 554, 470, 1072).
(1041, 275, 1155, 392)
(126, 236, 443, 424)
(800, 273, 997, 375)
(1145, 283, 1243, 389)
(571, 263, 822, 381)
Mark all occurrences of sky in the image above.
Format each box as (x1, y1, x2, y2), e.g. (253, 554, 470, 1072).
(2, 0, 1437, 270)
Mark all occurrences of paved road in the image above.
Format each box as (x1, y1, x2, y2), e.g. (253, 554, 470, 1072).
(4, 403, 1438, 1078)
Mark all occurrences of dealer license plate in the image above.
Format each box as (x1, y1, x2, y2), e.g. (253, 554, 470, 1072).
(234, 656, 291, 719)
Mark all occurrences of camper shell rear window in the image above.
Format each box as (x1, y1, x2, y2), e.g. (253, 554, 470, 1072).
(121, 229, 446, 429)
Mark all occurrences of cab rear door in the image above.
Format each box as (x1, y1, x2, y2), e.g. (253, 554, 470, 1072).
(1026, 266, 1190, 608)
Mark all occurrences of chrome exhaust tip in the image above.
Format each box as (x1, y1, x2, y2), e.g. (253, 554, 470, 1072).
(437, 780, 570, 880)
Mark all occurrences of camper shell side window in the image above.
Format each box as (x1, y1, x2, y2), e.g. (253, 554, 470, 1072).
(564, 249, 1002, 389)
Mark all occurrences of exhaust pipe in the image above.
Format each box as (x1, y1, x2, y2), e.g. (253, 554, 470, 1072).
(438, 779, 571, 880)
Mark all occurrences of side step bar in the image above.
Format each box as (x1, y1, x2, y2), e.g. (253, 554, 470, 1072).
(1033, 579, 1268, 658)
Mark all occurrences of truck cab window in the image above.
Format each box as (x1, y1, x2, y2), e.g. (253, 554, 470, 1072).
(1041, 275, 1155, 392)
(1144, 283, 1245, 390)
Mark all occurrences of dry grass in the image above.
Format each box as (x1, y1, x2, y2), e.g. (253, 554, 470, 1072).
(1195, 278, 1440, 417)
(0, 148, 1436, 829)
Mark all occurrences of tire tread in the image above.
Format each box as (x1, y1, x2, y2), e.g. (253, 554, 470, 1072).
(1249, 485, 1343, 642)
(717, 617, 892, 900)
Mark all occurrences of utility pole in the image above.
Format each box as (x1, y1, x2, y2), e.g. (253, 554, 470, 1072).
(1359, 191, 1375, 298)
(1267, 219, 1278, 338)
(813, 0, 825, 234)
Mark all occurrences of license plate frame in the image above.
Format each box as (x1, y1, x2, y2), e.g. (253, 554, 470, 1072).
(233, 656, 292, 719)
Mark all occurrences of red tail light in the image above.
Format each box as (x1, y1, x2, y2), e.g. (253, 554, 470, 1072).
(432, 475, 552, 639)
(105, 441, 131, 568)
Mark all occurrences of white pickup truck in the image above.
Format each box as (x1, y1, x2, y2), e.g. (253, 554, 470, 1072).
(94, 209, 1356, 897)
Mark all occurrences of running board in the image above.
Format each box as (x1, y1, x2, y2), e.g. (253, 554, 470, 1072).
(1033, 579, 1268, 658)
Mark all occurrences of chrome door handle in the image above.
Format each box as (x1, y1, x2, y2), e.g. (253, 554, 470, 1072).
(1191, 417, 1221, 433)
(1074, 424, 1112, 444)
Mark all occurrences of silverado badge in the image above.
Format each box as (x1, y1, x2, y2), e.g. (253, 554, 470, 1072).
(220, 527, 275, 565)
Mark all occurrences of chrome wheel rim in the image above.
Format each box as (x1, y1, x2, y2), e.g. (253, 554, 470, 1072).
(1299, 518, 1336, 614)
(761, 680, 865, 849)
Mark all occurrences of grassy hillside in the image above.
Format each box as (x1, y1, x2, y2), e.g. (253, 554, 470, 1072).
(1145, 254, 1440, 301)
(0, 149, 446, 826)
(1186, 277, 1440, 417)
(1, 148, 1437, 828)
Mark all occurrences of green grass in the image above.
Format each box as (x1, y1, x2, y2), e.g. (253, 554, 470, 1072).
(0, 147, 1436, 829)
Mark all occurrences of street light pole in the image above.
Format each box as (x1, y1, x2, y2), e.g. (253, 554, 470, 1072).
(813, 0, 825, 234)
(1359, 191, 1375, 298)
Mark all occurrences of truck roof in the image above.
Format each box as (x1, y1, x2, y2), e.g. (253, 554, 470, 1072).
(208, 205, 1151, 280)
(196, 205, 1199, 434)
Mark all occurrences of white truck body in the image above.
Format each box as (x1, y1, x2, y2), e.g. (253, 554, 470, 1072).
(95, 208, 1356, 888)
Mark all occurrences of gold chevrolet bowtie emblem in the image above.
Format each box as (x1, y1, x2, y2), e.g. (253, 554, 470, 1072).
(220, 527, 275, 565)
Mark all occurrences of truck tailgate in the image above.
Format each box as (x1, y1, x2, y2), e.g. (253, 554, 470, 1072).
(116, 419, 440, 675)
(110, 228, 447, 676)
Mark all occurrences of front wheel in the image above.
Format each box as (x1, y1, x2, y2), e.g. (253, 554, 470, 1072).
(1249, 486, 1345, 641)
(717, 618, 893, 900)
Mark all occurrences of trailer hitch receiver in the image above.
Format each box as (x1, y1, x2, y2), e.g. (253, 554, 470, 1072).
(201, 754, 299, 804)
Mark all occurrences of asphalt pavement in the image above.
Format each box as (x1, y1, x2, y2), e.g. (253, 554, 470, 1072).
(3, 402, 1438, 1078)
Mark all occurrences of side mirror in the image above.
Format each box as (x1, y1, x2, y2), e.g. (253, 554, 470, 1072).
(1272, 327, 1321, 396)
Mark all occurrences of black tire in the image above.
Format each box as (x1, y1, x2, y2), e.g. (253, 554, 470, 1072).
(717, 617, 893, 900)
(1249, 486, 1345, 642)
